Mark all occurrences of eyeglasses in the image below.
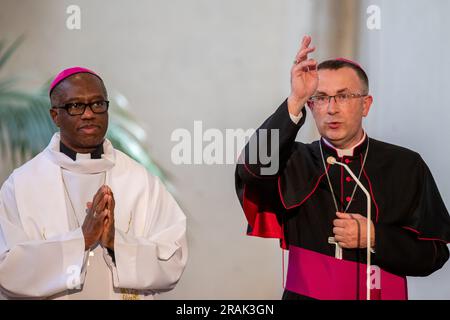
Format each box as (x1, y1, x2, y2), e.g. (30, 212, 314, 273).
(53, 100, 109, 116)
(307, 93, 367, 108)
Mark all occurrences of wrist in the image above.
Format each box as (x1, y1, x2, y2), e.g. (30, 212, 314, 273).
(106, 239, 114, 251)
(287, 95, 307, 116)
(102, 234, 115, 251)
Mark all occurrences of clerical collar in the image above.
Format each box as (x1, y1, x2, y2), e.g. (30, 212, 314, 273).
(60, 141, 104, 161)
(321, 132, 367, 158)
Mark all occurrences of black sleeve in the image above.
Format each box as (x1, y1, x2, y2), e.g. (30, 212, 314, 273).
(236, 99, 306, 184)
(373, 223, 449, 276)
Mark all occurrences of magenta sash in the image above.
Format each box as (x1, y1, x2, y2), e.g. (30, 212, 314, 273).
(285, 245, 407, 300)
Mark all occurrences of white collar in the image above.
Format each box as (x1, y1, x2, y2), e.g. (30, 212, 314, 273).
(322, 131, 367, 158)
(44, 133, 116, 174)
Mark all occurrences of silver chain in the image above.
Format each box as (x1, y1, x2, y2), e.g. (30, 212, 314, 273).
(61, 169, 107, 227)
(319, 138, 369, 213)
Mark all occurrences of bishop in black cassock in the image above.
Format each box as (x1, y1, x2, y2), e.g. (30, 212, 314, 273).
(235, 37, 450, 300)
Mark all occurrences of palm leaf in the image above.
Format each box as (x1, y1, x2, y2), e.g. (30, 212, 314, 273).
(0, 36, 24, 69)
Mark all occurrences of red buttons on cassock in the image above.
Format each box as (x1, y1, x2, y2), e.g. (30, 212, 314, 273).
(346, 196, 351, 202)
(346, 176, 352, 182)
(345, 159, 351, 164)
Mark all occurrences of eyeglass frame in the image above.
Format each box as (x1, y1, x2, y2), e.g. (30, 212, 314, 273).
(307, 93, 368, 108)
(51, 100, 110, 116)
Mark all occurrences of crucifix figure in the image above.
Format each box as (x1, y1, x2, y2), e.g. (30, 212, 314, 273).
(328, 237, 343, 260)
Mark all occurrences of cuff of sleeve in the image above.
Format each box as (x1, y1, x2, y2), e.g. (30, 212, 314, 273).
(112, 228, 184, 290)
(289, 111, 303, 124)
(59, 227, 86, 291)
(112, 229, 140, 288)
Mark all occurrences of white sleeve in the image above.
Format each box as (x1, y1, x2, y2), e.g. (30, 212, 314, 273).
(289, 111, 303, 124)
(105, 176, 187, 292)
(0, 177, 86, 299)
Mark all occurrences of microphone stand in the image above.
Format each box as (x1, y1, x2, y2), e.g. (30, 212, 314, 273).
(327, 157, 372, 300)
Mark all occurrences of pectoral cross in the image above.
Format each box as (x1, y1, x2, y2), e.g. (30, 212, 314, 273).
(328, 237, 342, 260)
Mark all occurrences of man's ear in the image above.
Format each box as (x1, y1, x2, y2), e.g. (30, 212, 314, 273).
(362, 95, 373, 117)
(49, 108, 60, 127)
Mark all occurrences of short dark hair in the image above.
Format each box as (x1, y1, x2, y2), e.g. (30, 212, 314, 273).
(317, 59, 369, 94)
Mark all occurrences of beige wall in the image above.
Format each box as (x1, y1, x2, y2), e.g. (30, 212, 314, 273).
(1, 0, 449, 299)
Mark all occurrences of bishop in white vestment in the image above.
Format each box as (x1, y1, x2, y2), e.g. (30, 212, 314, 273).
(0, 67, 187, 299)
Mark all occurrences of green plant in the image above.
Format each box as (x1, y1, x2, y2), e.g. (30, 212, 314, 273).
(0, 38, 165, 181)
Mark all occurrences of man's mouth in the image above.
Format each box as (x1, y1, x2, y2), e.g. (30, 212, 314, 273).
(78, 124, 100, 134)
(327, 122, 341, 129)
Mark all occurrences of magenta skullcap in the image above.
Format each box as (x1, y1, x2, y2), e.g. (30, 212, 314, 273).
(49, 66, 101, 95)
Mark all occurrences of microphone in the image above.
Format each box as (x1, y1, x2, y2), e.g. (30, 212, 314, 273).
(327, 156, 373, 301)
(326, 156, 337, 165)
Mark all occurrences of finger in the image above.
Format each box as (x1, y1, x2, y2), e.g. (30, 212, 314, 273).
(336, 219, 352, 228)
(91, 186, 107, 211)
(96, 185, 109, 198)
(96, 209, 108, 221)
(94, 195, 108, 216)
(103, 210, 114, 233)
(103, 185, 112, 195)
(101, 185, 111, 196)
(301, 35, 312, 50)
(293, 59, 317, 73)
(294, 46, 316, 64)
(336, 212, 353, 219)
(296, 47, 315, 61)
(334, 235, 345, 242)
(294, 35, 312, 61)
(333, 227, 346, 236)
(99, 194, 109, 211)
(293, 58, 317, 69)
(88, 210, 106, 228)
(333, 219, 347, 228)
(86, 202, 93, 209)
(105, 205, 112, 219)
(103, 209, 110, 225)
(350, 213, 365, 220)
(107, 195, 115, 216)
(338, 241, 349, 248)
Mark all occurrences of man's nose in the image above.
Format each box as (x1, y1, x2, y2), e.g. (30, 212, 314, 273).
(327, 96, 339, 114)
(81, 105, 95, 119)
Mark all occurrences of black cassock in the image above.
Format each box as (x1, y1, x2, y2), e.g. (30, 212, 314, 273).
(235, 100, 450, 300)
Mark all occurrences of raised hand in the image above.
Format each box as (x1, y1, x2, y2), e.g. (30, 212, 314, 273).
(288, 35, 319, 115)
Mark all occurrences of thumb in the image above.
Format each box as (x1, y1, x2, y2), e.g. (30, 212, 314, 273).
(86, 202, 93, 209)
(336, 212, 352, 219)
(350, 213, 366, 220)
(103, 216, 109, 228)
(103, 209, 111, 221)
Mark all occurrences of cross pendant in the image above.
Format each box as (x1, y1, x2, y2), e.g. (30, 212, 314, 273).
(328, 237, 343, 260)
